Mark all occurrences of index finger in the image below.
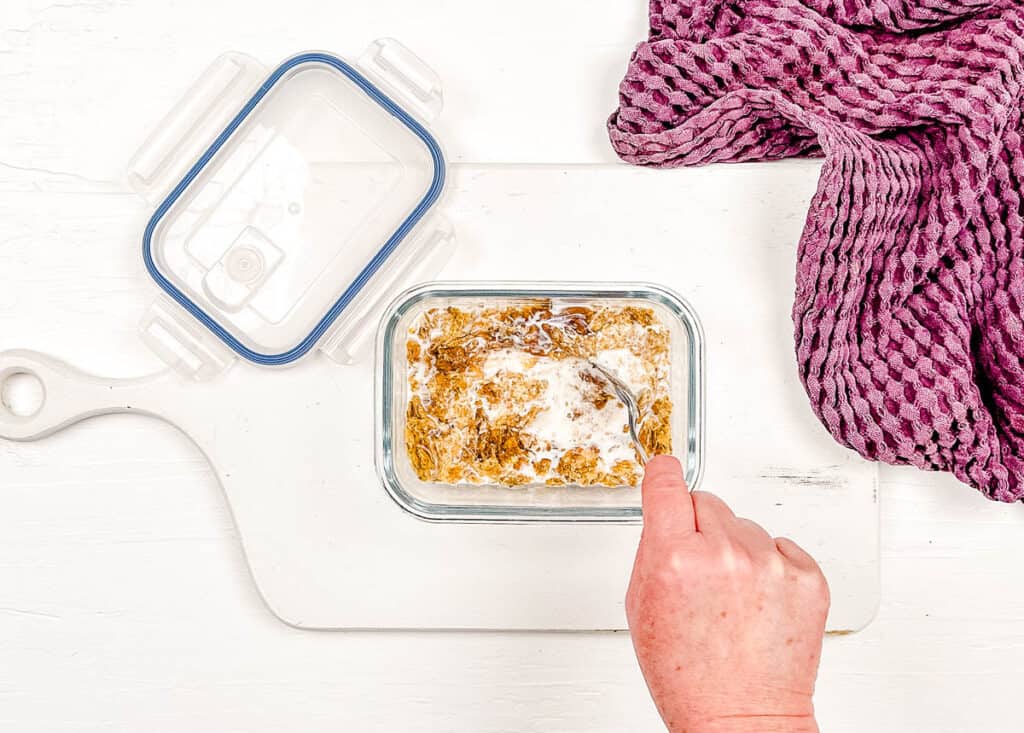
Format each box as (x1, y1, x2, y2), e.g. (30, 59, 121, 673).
(640, 455, 696, 537)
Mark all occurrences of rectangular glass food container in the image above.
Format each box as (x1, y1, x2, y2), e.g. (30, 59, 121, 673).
(376, 282, 705, 522)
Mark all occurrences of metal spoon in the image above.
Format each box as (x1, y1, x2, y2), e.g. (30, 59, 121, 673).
(587, 360, 649, 466)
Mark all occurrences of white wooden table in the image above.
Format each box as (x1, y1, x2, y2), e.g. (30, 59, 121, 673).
(1, 2, 1022, 731)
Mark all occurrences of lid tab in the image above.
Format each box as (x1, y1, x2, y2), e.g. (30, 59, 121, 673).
(128, 53, 267, 205)
(356, 38, 444, 123)
(139, 298, 234, 380)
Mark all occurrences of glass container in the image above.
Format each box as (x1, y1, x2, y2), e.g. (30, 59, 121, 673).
(376, 282, 705, 522)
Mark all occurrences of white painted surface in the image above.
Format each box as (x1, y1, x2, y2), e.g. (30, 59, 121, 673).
(0, 2, 1021, 731)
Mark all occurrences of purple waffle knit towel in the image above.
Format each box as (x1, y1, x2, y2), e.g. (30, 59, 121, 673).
(609, 1, 1024, 502)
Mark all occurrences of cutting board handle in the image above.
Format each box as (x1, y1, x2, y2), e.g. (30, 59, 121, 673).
(0, 350, 171, 442)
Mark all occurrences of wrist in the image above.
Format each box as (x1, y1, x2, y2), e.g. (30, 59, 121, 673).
(690, 715, 819, 733)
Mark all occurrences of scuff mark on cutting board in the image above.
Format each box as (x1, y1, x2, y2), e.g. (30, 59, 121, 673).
(760, 465, 848, 491)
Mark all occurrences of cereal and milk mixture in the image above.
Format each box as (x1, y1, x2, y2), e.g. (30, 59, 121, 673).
(404, 300, 673, 488)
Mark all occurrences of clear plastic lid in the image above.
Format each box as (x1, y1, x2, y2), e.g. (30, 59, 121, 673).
(129, 42, 449, 370)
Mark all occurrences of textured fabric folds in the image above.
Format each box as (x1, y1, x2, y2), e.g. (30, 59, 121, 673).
(609, 0, 1024, 501)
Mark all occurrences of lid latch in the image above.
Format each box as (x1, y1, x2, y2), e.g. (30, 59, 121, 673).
(357, 38, 444, 123)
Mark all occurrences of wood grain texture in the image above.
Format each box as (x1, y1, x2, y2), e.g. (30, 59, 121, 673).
(0, 2, 1021, 731)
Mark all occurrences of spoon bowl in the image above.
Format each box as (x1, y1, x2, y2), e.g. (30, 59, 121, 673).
(587, 360, 649, 466)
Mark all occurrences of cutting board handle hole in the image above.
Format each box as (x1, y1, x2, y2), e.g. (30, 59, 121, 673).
(1, 371, 45, 418)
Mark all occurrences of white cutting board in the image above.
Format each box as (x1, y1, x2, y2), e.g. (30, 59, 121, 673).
(0, 161, 879, 632)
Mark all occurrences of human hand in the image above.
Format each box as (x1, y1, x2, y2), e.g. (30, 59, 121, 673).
(627, 456, 830, 733)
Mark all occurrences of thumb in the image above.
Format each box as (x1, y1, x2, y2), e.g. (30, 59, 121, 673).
(640, 455, 696, 538)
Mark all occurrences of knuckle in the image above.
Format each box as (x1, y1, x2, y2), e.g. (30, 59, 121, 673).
(797, 567, 831, 605)
(735, 517, 754, 532)
(763, 551, 787, 578)
(653, 555, 687, 586)
(777, 536, 810, 560)
(643, 474, 685, 492)
(717, 543, 752, 575)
